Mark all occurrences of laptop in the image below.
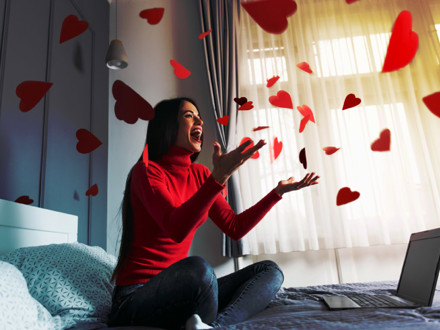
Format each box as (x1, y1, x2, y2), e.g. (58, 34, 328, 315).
(322, 227, 440, 310)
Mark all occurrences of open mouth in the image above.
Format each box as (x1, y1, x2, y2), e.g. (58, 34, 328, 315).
(190, 128, 202, 143)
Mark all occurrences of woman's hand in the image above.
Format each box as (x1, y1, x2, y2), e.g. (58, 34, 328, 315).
(274, 172, 320, 197)
(211, 139, 266, 185)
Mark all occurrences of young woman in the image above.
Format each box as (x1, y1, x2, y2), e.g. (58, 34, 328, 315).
(108, 97, 319, 329)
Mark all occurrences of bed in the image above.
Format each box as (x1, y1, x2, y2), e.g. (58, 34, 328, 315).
(1, 198, 440, 330)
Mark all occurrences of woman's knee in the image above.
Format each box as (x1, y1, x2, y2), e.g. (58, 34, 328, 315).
(257, 260, 284, 286)
(180, 256, 216, 289)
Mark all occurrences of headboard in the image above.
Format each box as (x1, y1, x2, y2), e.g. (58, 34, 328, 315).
(0, 198, 78, 255)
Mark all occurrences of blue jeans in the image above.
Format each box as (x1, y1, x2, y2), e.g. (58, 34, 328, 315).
(107, 256, 284, 329)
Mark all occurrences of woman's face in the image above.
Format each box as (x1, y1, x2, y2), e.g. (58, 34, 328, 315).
(175, 101, 203, 153)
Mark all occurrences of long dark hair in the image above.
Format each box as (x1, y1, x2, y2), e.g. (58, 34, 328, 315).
(111, 97, 202, 282)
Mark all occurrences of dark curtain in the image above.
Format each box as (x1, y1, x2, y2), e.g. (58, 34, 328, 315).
(198, 0, 244, 259)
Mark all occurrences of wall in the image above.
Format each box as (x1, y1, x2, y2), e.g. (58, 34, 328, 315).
(0, 0, 109, 247)
(106, 0, 235, 278)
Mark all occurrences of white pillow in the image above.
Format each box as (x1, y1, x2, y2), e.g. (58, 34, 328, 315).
(0, 261, 56, 330)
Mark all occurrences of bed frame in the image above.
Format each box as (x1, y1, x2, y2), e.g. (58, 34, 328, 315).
(0, 198, 78, 255)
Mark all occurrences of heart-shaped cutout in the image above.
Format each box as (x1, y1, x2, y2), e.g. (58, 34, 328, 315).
(272, 137, 283, 162)
(297, 104, 315, 123)
(170, 59, 191, 79)
(299, 147, 307, 169)
(86, 184, 98, 196)
(199, 29, 212, 39)
(241, 0, 297, 34)
(240, 137, 259, 159)
(16, 81, 53, 112)
(15, 195, 34, 205)
(76, 129, 102, 154)
(59, 14, 89, 43)
(342, 93, 361, 110)
(297, 62, 312, 73)
(345, 0, 359, 4)
(217, 115, 229, 126)
(323, 146, 340, 155)
(337, 187, 360, 206)
(299, 115, 310, 133)
(139, 8, 165, 25)
(269, 90, 293, 109)
(382, 10, 418, 73)
(253, 125, 270, 131)
(112, 80, 154, 124)
(266, 75, 280, 87)
(371, 129, 391, 152)
(238, 101, 254, 111)
(234, 97, 248, 106)
(422, 91, 440, 119)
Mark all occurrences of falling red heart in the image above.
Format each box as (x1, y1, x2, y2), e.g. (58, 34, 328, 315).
(266, 75, 280, 87)
(59, 15, 89, 43)
(241, 0, 297, 34)
(323, 146, 340, 155)
(217, 115, 229, 126)
(272, 137, 283, 162)
(139, 8, 165, 25)
(76, 129, 102, 154)
(297, 62, 312, 74)
(422, 92, 440, 119)
(234, 97, 248, 106)
(199, 29, 212, 39)
(342, 93, 361, 110)
(299, 115, 311, 133)
(16, 81, 53, 112)
(299, 147, 307, 169)
(240, 137, 259, 159)
(345, 0, 359, 4)
(269, 90, 293, 109)
(238, 101, 254, 111)
(170, 59, 191, 79)
(253, 125, 270, 131)
(297, 104, 315, 123)
(371, 129, 391, 152)
(382, 10, 418, 73)
(15, 195, 33, 205)
(112, 80, 154, 124)
(337, 187, 360, 206)
(86, 184, 98, 196)
(142, 144, 149, 168)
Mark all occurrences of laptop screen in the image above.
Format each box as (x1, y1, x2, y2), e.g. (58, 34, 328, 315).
(397, 231, 440, 306)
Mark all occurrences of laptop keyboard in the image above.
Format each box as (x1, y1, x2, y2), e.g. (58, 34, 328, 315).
(345, 294, 408, 307)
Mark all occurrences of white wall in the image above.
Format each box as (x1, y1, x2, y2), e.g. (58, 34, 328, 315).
(106, 0, 235, 278)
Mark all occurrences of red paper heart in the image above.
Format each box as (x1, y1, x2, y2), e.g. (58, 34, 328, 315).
(299, 147, 307, 169)
(299, 115, 311, 133)
(273, 137, 282, 162)
(142, 144, 149, 168)
(240, 137, 259, 159)
(266, 75, 280, 87)
(297, 62, 312, 73)
(337, 187, 360, 206)
(15, 195, 33, 205)
(170, 59, 191, 79)
(217, 115, 229, 126)
(345, 0, 359, 4)
(253, 125, 270, 131)
(139, 8, 165, 25)
(241, 0, 297, 34)
(342, 93, 361, 110)
(269, 90, 293, 109)
(16, 81, 53, 112)
(86, 184, 98, 196)
(76, 129, 102, 154)
(382, 10, 418, 73)
(323, 146, 340, 155)
(112, 80, 154, 124)
(422, 91, 440, 119)
(199, 29, 212, 39)
(238, 101, 254, 111)
(234, 97, 248, 106)
(59, 15, 89, 43)
(297, 104, 315, 123)
(371, 129, 391, 152)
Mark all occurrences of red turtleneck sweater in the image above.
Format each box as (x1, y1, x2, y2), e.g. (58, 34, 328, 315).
(116, 146, 282, 285)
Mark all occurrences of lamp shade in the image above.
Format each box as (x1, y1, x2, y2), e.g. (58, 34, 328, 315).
(105, 39, 128, 70)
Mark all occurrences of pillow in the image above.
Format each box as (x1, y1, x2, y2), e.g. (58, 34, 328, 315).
(0, 261, 56, 329)
(0, 243, 116, 329)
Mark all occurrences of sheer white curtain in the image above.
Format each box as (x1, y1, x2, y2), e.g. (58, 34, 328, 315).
(236, 0, 440, 255)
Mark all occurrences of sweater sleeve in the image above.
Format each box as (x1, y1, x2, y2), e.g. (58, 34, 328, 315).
(208, 180, 282, 241)
(131, 161, 225, 243)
